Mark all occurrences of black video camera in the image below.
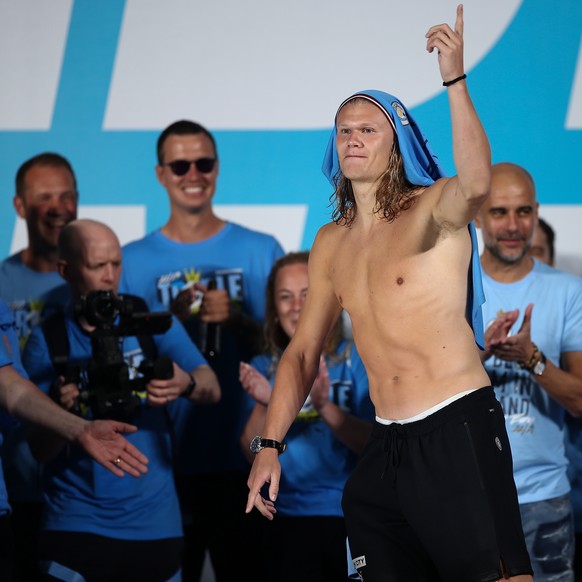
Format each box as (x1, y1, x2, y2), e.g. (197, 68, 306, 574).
(68, 290, 174, 420)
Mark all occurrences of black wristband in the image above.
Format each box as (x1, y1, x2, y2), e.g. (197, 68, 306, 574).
(443, 74, 466, 87)
(182, 373, 196, 398)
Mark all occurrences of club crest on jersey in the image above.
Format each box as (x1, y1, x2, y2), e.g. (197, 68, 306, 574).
(391, 101, 409, 126)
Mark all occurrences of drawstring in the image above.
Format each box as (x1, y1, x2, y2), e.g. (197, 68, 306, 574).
(380, 424, 404, 484)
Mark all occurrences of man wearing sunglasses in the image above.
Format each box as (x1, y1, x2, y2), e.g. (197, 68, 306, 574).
(121, 120, 284, 581)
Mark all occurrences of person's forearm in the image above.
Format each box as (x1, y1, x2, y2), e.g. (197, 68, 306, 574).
(189, 365, 221, 404)
(241, 403, 267, 464)
(1, 365, 90, 462)
(448, 82, 491, 202)
(316, 401, 372, 453)
(535, 361, 582, 417)
(1, 365, 87, 441)
(262, 348, 318, 442)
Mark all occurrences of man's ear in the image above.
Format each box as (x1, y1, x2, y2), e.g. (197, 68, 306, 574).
(155, 165, 164, 186)
(57, 260, 68, 280)
(13, 195, 26, 219)
(474, 213, 482, 228)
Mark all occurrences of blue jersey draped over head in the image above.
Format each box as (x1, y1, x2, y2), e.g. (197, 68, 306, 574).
(321, 89, 485, 349)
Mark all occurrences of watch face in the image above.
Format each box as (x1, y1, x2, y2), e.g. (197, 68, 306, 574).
(249, 435, 263, 454)
(533, 360, 546, 375)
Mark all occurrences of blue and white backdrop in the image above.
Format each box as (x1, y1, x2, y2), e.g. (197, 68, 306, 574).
(1, 0, 581, 269)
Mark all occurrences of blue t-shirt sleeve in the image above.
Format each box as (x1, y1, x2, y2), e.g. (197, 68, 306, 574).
(270, 237, 285, 263)
(250, 354, 274, 380)
(563, 281, 582, 353)
(0, 300, 26, 377)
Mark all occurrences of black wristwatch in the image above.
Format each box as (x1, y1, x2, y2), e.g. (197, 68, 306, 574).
(249, 435, 286, 455)
(182, 373, 196, 398)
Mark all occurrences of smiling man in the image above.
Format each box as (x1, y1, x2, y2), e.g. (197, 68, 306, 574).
(0, 153, 78, 346)
(120, 120, 283, 580)
(0, 152, 78, 581)
(477, 162, 582, 581)
(247, 6, 534, 582)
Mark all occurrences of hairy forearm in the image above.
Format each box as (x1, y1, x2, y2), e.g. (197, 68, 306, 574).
(1, 366, 86, 440)
(537, 361, 582, 417)
(448, 82, 491, 202)
(0, 365, 88, 461)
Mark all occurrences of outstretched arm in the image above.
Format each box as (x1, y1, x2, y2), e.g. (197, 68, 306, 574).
(428, 4, 491, 228)
(0, 365, 149, 477)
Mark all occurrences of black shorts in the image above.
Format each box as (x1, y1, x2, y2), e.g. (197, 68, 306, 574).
(342, 387, 532, 582)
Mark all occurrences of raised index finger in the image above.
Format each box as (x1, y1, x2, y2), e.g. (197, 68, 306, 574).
(455, 4, 464, 37)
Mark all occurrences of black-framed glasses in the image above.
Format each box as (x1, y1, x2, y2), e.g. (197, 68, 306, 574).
(163, 158, 217, 176)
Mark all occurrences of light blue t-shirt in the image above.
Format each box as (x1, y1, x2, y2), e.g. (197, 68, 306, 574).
(0, 252, 70, 348)
(121, 223, 284, 474)
(0, 252, 70, 503)
(482, 260, 582, 504)
(22, 303, 206, 540)
(250, 341, 374, 517)
(0, 299, 28, 516)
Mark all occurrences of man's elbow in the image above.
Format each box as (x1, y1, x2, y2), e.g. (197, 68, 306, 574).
(566, 402, 582, 419)
(463, 179, 490, 213)
(210, 384, 221, 404)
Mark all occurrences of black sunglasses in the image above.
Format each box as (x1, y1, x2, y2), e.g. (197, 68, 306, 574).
(163, 158, 217, 176)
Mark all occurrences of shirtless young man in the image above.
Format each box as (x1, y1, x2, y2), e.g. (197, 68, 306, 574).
(247, 6, 533, 582)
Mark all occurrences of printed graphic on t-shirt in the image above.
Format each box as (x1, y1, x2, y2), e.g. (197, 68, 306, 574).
(9, 298, 46, 348)
(296, 377, 355, 422)
(155, 267, 244, 309)
(488, 357, 535, 434)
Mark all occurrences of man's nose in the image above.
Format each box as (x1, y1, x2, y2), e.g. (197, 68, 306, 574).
(506, 212, 519, 230)
(292, 296, 304, 312)
(103, 264, 115, 281)
(185, 162, 203, 179)
(48, 196, 73, 215)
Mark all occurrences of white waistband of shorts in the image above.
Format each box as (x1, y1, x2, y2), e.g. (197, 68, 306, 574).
(375, 388, 478, 425)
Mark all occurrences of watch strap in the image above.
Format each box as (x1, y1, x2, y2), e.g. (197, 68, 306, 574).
(520, 343, 541, 371)
(250, 436, 286, 454)
(182, 373, 196, 398)
(260, 438, 286, 454)
(532, 352, 547, 376)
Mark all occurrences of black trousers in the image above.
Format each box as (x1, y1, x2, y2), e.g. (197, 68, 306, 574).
(39, 531, 183, 582)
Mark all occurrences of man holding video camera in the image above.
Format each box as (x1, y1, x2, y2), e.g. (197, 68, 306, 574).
(21, 219, 220, 581)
